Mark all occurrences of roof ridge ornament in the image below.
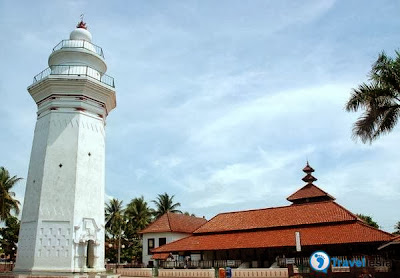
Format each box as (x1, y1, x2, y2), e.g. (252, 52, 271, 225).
(302, 161, 317, 184)
(302, 173, 317, 183)
(286, 163, 336, 203)
(303, 161, 315, 174)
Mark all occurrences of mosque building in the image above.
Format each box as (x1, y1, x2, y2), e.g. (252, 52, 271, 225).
(142, 163, 396, 272)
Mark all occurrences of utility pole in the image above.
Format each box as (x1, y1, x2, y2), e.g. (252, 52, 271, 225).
(118, 226, 122, 267)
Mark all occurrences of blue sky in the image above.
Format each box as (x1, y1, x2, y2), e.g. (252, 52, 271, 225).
(0, 1, 399, 232)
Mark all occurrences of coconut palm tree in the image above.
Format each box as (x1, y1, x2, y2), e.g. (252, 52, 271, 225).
(152, 193, 182, 218)
(0, 167, 21, 221)
(345, 51, 400, 143)
(125, 196, 154, 233)
(105, 198, 124, 239)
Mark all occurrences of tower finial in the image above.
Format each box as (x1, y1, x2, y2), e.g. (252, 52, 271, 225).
(77, 14, 87, 29)
(303, 161, 314, 173)
(302, 162, 317, 184)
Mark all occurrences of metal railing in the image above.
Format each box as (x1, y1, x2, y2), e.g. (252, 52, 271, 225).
(32, 65, 115, 88)
(159, 260, 242, 269)
(52, 40, 104, 58)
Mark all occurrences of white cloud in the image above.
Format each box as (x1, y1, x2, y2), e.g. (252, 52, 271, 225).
(186, 144, 315, 208)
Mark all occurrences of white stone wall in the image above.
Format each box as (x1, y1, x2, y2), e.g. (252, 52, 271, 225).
(15, 109, 106, 273)
(142, 232, 190, 266)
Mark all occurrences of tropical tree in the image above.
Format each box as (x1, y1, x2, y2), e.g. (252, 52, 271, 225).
(125, 196, 154, 234)
(105, 198, 124, 239)
(0, 216, 20, 261)
(124, 196, 154, 263)
(152, 193, 182, 218)
(393, 221, 400, 235)
(345, 51, 400, 143)
(357, 214, 379, 229)
(0, 167, 21, 221)
(105, 198, 126, 264)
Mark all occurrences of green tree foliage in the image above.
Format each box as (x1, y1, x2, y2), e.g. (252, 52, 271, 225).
(346, 51, 400, 143)
(105, 198, 125, 263)
(184, 211, 196, 217)
(105, 196, 155, 264)
(393, 221, 400, 235)
(0, 167, 21, 221)
(152, 193, 182, 218)
(357, 214, 379, 229)
(0, 216, 20, 261)
(105, 193, 186, 264)
(124, 196, 154, 263)
(105, 198, 124, 239)
(125, 196, 154, 234)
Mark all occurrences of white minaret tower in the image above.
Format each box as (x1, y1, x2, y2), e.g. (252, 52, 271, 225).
(15, 20, 116, 274)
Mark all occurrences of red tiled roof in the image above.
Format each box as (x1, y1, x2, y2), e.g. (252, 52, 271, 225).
(140, 213, 170, 233)
(153, 222, 392, 253)
(194, 201, 354, 234)
(140, 212, 207, 234)
(287, 184, 335, 202)
(151, 253, 172, 260)
(390, 235, 400, 242)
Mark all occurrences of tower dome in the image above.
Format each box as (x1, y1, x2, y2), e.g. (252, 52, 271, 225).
(69, 20, 92, 42)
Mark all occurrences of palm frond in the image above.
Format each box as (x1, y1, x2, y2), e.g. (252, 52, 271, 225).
(346, 50, 400, 143)
(152, 192, 181, 218)
(0, 167, 22, 221)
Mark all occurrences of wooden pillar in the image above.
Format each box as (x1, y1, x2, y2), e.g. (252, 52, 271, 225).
(287, 264, 294, 277)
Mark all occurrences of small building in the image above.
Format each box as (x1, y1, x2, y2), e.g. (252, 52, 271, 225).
(140, 212, 207, 267)
(151, 163, 397, 272)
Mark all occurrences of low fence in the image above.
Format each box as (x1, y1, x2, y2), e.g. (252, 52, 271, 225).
(233, 268, 288, 278)
(115, 267, 399, 278)
(0, 262, 14, 272)
(116, 267, 152, 277)
(117, 268, 287, 278)
(159, 269, 215, 278)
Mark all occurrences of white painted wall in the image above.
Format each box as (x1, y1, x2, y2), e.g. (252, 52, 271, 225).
(15, 109, 107, 272)
(142, 232, 190, 267)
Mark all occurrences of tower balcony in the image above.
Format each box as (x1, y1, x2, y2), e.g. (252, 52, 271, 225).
(32, 65, 115, 88)
(53, 39, 104, 58)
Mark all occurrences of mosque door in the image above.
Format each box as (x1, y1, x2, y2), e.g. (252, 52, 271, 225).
(87, 240, 95, 268)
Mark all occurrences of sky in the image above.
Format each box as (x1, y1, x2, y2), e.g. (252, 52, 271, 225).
(0, 0, 399, 233)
